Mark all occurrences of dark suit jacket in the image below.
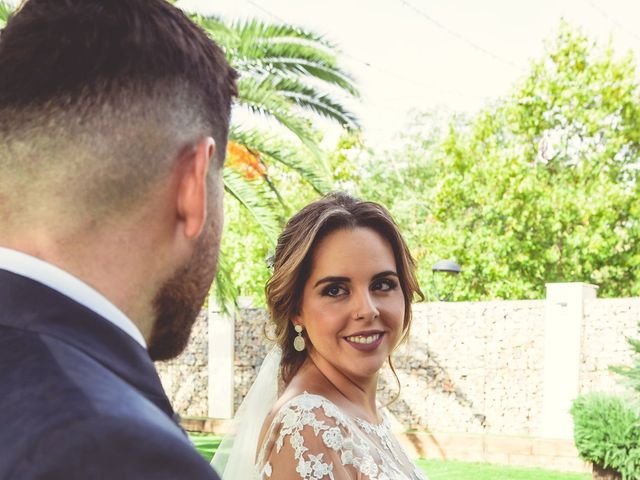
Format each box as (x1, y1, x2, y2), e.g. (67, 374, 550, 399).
(0, 269, 221, 479)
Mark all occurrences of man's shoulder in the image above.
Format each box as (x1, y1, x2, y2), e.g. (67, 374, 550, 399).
(7, 414, 220, 480)
(0, 322, 171, 430)
(0, 322, 141, 405)
(0, 326, 219, 479)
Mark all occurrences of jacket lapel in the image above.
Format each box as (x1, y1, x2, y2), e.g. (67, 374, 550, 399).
(0, 269, 179, 425)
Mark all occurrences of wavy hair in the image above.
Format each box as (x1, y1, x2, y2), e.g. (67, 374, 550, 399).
(265, 192, 424, 386)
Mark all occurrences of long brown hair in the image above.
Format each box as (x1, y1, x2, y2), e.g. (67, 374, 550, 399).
(265, 192, 424, 385)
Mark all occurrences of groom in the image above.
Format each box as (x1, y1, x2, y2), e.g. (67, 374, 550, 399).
(0, 0, 236, 478)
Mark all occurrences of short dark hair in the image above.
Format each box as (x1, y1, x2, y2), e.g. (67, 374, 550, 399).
(0, 0, 237, 218)
(266, 192, 424, 385)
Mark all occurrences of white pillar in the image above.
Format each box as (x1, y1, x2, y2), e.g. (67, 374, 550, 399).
(207, 296, 235, 418)
(540, 282, 598, 438)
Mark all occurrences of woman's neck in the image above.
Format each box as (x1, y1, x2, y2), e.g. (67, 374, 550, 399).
(302, 351, 381, 422)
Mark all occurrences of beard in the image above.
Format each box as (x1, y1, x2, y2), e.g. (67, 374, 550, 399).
(147, 215, 220, 361)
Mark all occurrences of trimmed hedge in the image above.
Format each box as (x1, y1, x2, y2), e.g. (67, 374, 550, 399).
(571, 393, 640, 480)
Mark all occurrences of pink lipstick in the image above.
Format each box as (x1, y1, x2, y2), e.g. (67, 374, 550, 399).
(344, 331, 385, 352)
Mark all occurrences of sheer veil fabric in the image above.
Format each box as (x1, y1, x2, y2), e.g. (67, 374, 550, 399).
(210, 346, 281, 480)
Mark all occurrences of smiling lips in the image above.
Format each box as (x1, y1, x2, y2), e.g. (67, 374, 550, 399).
(344, 331, 385, 351)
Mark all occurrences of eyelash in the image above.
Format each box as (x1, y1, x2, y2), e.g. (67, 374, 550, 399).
(321, 279, 398, 297)
(373, 278, 398, 291)
(322, 285, 347, 297)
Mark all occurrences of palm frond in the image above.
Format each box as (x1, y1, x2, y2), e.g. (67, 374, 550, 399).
(272, 76, 359, 129)
(267, 57, 358, 97)
(230, 126, 332, 194)
(236, 76, 324, 163)
(187, 14, 360, 308)
(232, 19, 328, 49)
(204, 17, 359, 98)
(223, 168, 280, 240)
(236, 45, 358, 97)
(236, 31, 337, 68)
(210, 247, 238, 316)
(190, 13, 240, 50)
(0, 1, 13, 27)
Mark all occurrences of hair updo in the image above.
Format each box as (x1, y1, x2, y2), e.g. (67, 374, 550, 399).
(265, 192, 423, 385)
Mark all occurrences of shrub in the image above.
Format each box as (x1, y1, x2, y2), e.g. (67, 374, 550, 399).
(571, 393, 640, 480)
(610, 322, 640, 395)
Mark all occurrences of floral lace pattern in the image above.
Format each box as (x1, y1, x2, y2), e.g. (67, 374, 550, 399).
(256, 392, 428, 480)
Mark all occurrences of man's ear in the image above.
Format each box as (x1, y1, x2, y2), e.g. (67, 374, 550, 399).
(176, 137, 216, 239)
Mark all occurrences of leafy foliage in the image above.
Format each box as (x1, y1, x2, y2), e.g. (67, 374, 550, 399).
(571, 393, 640, 479)
(219, 155, 320, 302)
(611, 322, 640, 395)
(0, 1, 12, 27)
(221, 21, 640, 303)
(345, 22, 640, 301)
(572, 308, 640, 479)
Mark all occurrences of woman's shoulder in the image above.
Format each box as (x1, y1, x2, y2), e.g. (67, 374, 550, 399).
(257, 391, 350, 457)
(272, 391, 348, 427)
(256, 391, 352, 466)
(256, 392, 363, 480)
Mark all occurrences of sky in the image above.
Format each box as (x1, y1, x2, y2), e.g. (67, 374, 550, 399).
(175, 0, 640, 147)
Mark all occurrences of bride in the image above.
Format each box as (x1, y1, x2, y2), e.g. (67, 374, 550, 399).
(212, 192, 428, 480)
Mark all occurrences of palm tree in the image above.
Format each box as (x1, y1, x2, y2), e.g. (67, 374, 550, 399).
(192, 14, 360, 308)
(0, 3, 360, 308)
(196, 15, 359, 219)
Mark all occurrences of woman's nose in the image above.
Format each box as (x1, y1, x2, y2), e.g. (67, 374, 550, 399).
(352, 290, 380, 320)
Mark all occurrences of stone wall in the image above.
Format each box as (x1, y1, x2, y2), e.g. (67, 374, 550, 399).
(157, 295, 638, 436)
(388, 301, 547, 436)
(155, 310, 209, 417)
(580, 297, 640, 394)
(232, 307, 271, 409)
(156, 306, 273, 417)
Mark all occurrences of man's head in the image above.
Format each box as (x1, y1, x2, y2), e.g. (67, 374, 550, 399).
(0, 0, 237, 359)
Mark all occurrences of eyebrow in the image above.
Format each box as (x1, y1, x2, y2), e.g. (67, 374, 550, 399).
(313, 271, 399, 288)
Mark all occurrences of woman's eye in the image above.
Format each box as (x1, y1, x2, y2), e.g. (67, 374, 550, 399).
(322, 285, 347, 297)
(372, 278, 398, 291)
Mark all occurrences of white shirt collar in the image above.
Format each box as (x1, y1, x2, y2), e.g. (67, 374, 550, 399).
(0, 247, 147, 348)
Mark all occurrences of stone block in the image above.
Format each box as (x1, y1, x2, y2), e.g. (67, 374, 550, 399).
(485, 436, 533, 455)
(531, 438, 579, 457)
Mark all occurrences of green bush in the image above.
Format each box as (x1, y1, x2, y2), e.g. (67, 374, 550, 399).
(571, 393, 640, 479)
(610, 322, 640, 395)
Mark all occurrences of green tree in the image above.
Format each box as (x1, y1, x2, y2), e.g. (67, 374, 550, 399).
(350, 22, 640, 300)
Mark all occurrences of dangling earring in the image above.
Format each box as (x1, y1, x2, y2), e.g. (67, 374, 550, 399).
(293, 324, 306, 352)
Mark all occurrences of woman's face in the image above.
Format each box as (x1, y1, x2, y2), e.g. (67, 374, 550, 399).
(294, 227, 405, 382)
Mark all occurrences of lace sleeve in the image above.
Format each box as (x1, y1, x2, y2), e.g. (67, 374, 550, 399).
(257, 395, 362, 480)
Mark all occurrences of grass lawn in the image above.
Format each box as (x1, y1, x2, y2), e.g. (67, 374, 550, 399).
(190, 433, 221, 462)
(417, 459, 590, 480)
(190, 433, 590, 480)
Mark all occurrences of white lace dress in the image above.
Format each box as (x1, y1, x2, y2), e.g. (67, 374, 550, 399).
(256, 392, 428, 480)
